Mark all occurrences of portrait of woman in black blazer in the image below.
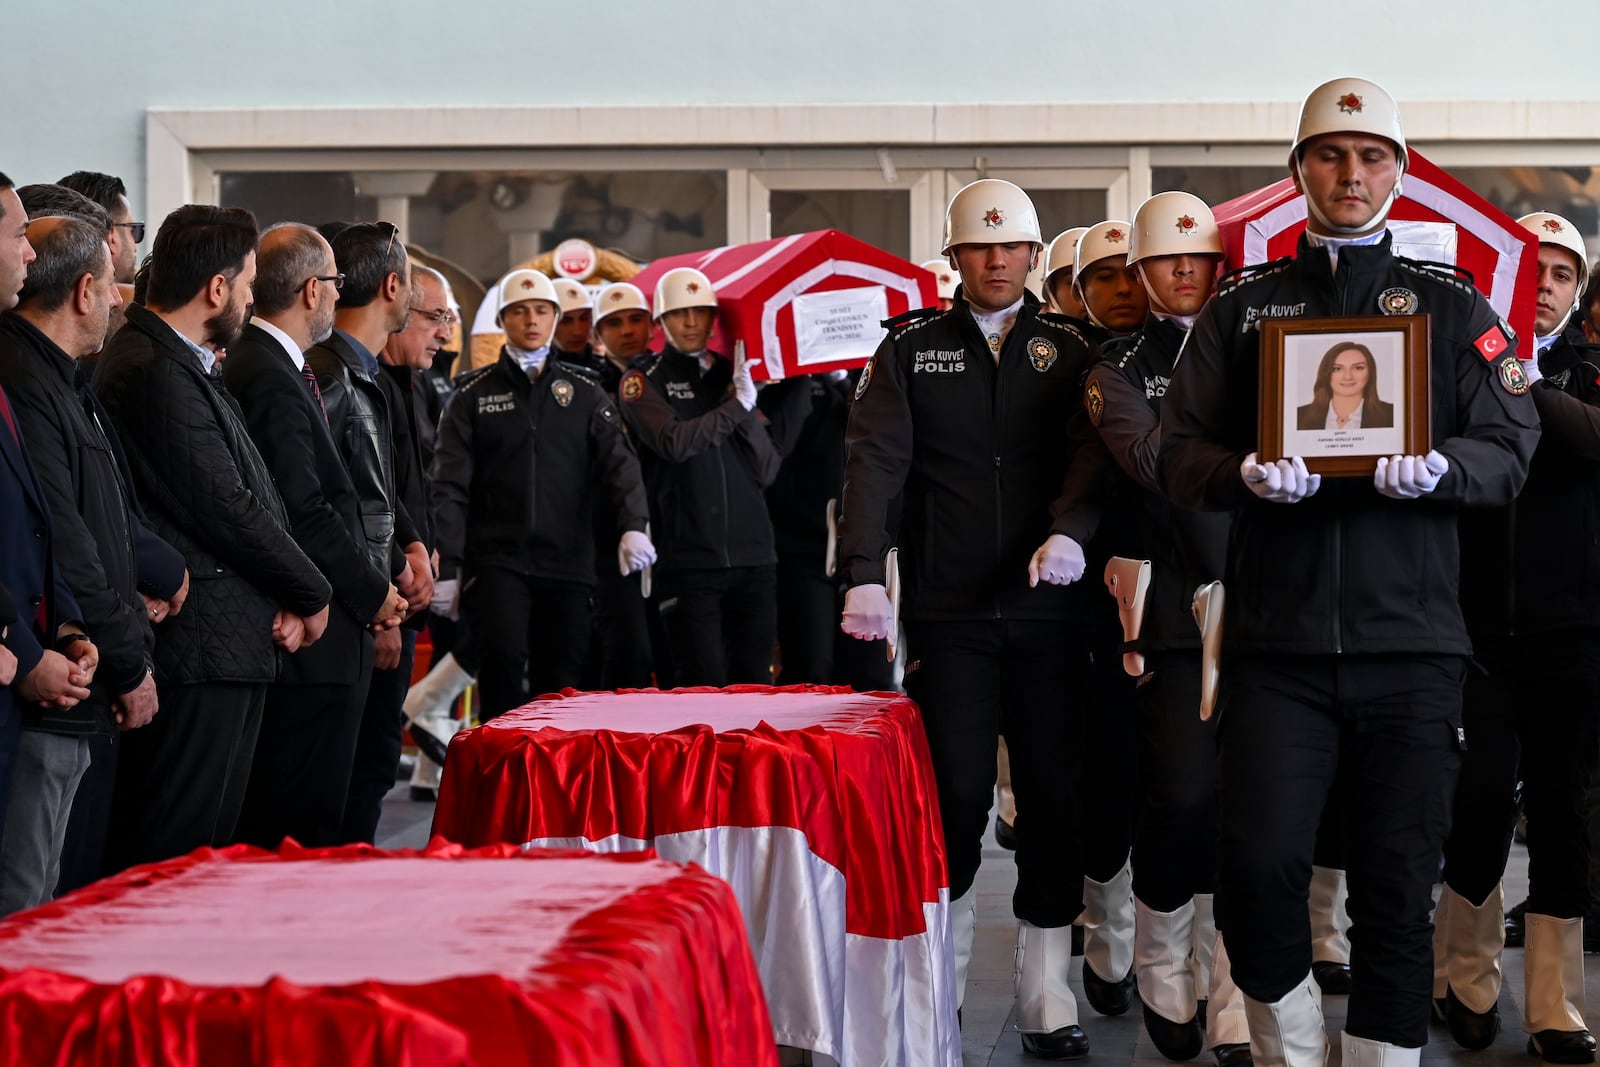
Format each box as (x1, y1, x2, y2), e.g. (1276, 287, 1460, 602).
(1296, 340, 1394, 431)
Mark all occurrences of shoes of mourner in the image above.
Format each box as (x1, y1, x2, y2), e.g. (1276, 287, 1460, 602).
(1311, 960, 1352, 995)
(1142, 1002, 1204, 1061)
(1527, 1029, 1598, 1064)
(1082, 964, 1137, 1016)
(1021, 1025, 1091, 1060)
(994, 813, 1018, 851)
(1443, 986, 1500, 1051)
(1212, 1042, 1254, 1067)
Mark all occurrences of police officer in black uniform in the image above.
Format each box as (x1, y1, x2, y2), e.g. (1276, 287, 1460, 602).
(432, 269, 652, 719)
(1435, 211, 1600, 1062)
(618, 267, 782, 686)
(552, 277, 604, 376)
(840, 178, 1107, 1059)
(1158, 77, 1540, 1067)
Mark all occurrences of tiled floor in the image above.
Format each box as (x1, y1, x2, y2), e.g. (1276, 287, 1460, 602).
(375, 775, 1579, 1067)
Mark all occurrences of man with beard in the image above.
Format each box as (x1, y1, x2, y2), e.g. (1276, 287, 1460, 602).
(93, 205, 332, 871)
(306, 221, 426, 843)
(222, 223, 405, 850)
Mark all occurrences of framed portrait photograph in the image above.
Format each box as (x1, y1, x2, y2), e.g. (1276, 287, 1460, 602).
(1258, 315, 1431, 477)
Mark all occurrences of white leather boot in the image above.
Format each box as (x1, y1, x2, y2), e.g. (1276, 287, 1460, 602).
(1082, 858, 1137, 1015)
(951, 887, 978, 1011)
(1135, 897, 1203, 1058)
(1524, 912, 1595, 1063)
(1015, 922, 1088, 1057)
(1309, 866, 1351, 994)
(1339, 1030, 1420, 1067)
(1437, 882, 1504, 1049)
(403, 651, 474, 766)
(1243, 972, 1328, 1067)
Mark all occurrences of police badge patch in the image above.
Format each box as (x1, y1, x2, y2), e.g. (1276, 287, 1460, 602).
(620, 371, 645, 403)
(1028, 337, 1058, 372)
(1086, 378, 1105, 426)
(1378, 287, 1417, 315)
(1498, 356, 1530, 396)
(855, 357, 874, 400)
(551, 378, 574, 407)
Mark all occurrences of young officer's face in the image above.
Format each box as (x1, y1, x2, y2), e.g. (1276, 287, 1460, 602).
(598, 308, 652, 359)
(1535, 244, 1582, 336)
(501, 299, 558, 350)
(1139, 254, 1218, 318)
(1078, 256, 1148, 333)
(661, 307, 714, 352)
(952, 242, 1037, 313)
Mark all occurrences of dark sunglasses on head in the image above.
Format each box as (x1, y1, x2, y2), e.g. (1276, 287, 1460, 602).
(112, 221, 146, 243)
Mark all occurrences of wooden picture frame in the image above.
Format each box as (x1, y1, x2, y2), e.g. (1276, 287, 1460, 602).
(1258, 315, 1431, 477)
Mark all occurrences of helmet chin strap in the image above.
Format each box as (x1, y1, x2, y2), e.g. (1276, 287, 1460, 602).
(1295, 157, 1405, 236)
(1074, 283, 1108, 330)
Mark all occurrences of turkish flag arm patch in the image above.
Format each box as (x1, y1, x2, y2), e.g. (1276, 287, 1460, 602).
(1474, 322, 1513, 361)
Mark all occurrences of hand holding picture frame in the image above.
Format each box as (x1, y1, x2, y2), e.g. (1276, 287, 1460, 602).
(1258, 315, 1431, 477)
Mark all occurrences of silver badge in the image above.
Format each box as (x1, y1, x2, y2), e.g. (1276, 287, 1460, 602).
(1028, 337, 1058, 372)
(551, 378, 574, 407)
(1378, 287, 1418, 316)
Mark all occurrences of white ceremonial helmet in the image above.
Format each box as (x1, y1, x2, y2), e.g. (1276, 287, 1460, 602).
(552, 277, 593, 314)
(920, 258, 960, 301)
(594, 282, 650, 325)
(1518, 211, 1591, 334)
(940, 179, 1043, 256)
(1127, 192, 1224, 267)
(1072, 221, 1134, 284)
(652, 267, 718, 320)
(1045, 227, 1090, 282)
(1290, 76, 1408, 235)
(495, 269, 560, 323)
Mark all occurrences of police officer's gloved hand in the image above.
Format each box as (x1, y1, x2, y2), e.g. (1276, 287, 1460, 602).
(1241, 452, 1322, 503)
(432, 579, 460, 621)
(841, 583, 894, 642)
(618, 530, 658, 575)
(1027, 534, 1087, 587)
(1373, 450, 1449, 500)
(731, 350, 761, 411)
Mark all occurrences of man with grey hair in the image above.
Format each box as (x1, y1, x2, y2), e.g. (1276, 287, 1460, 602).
(222, 222, 403, 849)
(16, 186, 109, 236)
(0, 215, 136, 911)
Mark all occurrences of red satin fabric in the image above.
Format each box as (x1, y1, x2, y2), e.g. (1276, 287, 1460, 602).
(433, 685, 950, 941)
(0, 841, 777, 1067)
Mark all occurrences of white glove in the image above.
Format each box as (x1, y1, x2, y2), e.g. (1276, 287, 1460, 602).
(618, 530, 657, 575)
(731, 349, 761, 411)
(841, 583, 894, 642)
(431, 578, 459, 621)
(1374, 450, 1449, 500)
(1241, 452, 1322, 503)
(1027, 534, 1087, 587)
(1522, 355, 1543, 386)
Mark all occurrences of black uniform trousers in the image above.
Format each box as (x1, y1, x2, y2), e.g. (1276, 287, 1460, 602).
(1132, 652, 1218, 911)
(1442, 636, 1600, 918)
(103, 682, 267, 874)
(465, 567, 592, 720)
(598, 568, 654, 690)
(775, 562, 894, 691)
(655, 565, 776, 687)
(903, 617, 1091, 926)
(234, 642, 374, 850)
(1077, 621, 1140, 884)
(1216, 654, 1463, 1048)
(340, 630, 416, 844)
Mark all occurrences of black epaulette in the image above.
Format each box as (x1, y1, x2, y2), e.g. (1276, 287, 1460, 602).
(636, 352, 666, 378)
(1105, 333, 1141, 370)
(1215, 257, 1295, 296)
(1395, 257, 1478, 293)
(561, 361, 603, 384)
(881, 306, 939, 330)
(1035, 311, 1090, 349)
(452, 363, 497, 391)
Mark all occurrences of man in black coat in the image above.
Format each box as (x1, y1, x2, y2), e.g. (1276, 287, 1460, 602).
(222, 223, 406, 850)
(0, 216, 158, 912)
(93, 205, 332, 872)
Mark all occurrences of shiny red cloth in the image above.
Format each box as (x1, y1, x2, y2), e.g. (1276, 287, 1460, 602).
(433, 685, 948, 942)
(0, 841, 777, 1067)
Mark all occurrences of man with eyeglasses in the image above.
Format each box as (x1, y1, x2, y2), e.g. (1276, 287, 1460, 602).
(56, 173, 140, 288)
(306, 221, 431, 844)
(221, 222, 404, 851)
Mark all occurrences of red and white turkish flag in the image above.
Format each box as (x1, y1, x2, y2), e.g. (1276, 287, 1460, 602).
(1213, 149, 1539, 348)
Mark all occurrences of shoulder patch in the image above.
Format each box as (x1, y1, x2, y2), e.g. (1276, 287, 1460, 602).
(1498, 355, 1530, 396)
(1473, 322, 1514, 362)
(1085, 377, 1105, 427)
(620, 370, 647, 402)
(1215, 257, 1294, 297)
(855, 356, 875, 400)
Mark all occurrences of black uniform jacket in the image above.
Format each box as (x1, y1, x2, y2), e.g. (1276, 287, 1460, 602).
(838, 289, 1107, 623)
(618, 346, 783, 572)
(1087, 315, 1229, 653)
(1460, 327, 1600, 638)
(306, 330, 415, 580)
(432, 348, 647, 585)
(94, 304, 330, 686)
(1158, 234, 1540, 657)
(222, 323, 388, 686)
(0, 314, 153, 721)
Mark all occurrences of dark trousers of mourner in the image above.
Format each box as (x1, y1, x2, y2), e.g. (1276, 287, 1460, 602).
(1216, 654, 1464, 1048)
(465, 567, 592, 720)
(339, 630, 415, 844)
(233, 638, 374, 851)
(774, 561, 894, 691)
(1132, 652, 1218, 910)
(903, 618, 1091, 926)
(1077, 621, 1140, 885)
(654, 565, 777, 688)
(103, 682, 267, 874)
(1443, 636, 1600, 918)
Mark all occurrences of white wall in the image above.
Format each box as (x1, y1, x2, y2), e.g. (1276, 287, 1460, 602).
(3, 0, 1596, 215)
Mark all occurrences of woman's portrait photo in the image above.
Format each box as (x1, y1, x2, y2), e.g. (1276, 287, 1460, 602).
(1295, 341, 1395, 431)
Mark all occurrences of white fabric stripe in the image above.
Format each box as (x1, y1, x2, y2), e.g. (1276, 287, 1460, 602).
(760, 259, 923, 380)
(1401, 175, 1524, 321)
(524, 826, 958, 1066)
(712, 232, 808, 290)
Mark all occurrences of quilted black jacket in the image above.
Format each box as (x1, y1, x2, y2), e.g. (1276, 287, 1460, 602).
(93, 305, 330, 685)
